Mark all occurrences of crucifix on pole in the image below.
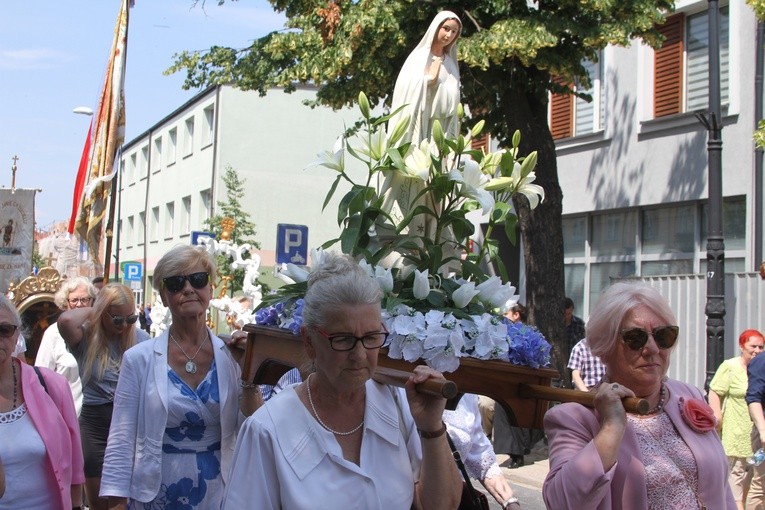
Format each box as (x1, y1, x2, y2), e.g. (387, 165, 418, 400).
(11, 155, 18, 191)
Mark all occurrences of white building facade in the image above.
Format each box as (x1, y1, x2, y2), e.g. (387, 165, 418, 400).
(116, 85, 358, 304)
(554, 0, 760, 318)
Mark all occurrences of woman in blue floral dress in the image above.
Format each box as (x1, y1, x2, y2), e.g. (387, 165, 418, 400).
(100, 245, 262, 509)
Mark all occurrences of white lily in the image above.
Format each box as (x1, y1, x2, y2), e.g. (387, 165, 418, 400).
(413, 268, 430, 300)
(306, 135, 344, 172)
(476, 276, 517, 309)
(452, 281, 480, 308)
(399, 139, 434, 180)
(449, 159, 495, 213)
(374, 266, 394, 293)
(278, 263, 310, 284)
(368, 124, 388, 161)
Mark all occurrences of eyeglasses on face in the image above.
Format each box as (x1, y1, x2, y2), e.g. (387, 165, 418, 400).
(162, 272, 209, 294)
(620, 325, 679, 351)
(106, 312, 139, 327)
(313, 323, 389, 352)
(0, 323, 18, 338)
(67, 297, 93, 306)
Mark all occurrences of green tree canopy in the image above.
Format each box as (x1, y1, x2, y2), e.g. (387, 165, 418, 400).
(171, 0, 673, 381)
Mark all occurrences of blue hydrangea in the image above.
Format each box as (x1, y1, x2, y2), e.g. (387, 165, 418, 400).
(505, 320, 552, 369)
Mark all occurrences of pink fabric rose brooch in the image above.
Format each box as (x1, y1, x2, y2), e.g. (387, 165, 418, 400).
(679, 397, 717, 433)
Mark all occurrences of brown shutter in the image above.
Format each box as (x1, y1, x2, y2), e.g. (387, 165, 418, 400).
(654, 13, 685, 118)
(471, 133, 490, 152)
(550, 78, 573, 140)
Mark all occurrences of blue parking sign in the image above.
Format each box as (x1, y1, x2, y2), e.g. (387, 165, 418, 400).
(123, 262, 143, 281)
(276, 224, 308, 265)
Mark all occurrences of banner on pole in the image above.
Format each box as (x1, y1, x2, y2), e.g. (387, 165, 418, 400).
(0, 189, 35, 292)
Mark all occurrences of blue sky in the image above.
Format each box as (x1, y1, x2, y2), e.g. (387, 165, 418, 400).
(0, 0, 285, 230)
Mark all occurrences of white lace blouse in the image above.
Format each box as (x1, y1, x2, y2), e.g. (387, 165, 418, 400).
(443, 393, 503, 481)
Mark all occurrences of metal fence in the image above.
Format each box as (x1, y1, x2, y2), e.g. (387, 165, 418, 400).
(632, 273, 765, 390)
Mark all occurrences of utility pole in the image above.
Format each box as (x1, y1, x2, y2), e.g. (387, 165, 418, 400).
(697, 0, 725, 389)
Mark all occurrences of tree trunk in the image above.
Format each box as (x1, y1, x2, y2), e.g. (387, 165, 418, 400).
(503, 88, 568, 387)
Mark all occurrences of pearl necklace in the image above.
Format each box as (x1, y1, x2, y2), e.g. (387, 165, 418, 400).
(169, 330, 208, 374)
(645, 384, 667, 415)
(306, 373, 364, 436)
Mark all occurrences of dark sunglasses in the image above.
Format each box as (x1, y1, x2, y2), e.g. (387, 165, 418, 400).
(620, 325, 679, 351)
(106, 312, 138, 327)
(0, 323, 18, 338)
(162, 272, 210, 293)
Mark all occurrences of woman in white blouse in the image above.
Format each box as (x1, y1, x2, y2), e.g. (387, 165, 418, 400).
(444, 394, 521, 509)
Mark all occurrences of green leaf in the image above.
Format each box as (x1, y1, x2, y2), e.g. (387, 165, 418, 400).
(322, 174, 343, 211)
(340, 214, 363, 254)
(504, 214, 519, 245)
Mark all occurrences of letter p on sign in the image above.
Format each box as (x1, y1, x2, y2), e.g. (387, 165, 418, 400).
(276, 224, 309, 265)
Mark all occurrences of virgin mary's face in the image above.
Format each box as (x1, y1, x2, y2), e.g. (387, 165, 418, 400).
(432, 18, 460, 53)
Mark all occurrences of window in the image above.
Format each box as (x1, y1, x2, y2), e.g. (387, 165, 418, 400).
(183, 117, 194, 157)
(150, 206, 159, 242)
(199, 189, 212, 224)
(164, 202, 175, 239)
(126, 215, 134, 247)
(202, 105, 215, 148)
(140, 145, 149, 180)
(137, 211, 145, 246)
(168, 128, 177, 166)
(550, 57, 604, 140)
(152, 138, 162, 173)
(128, 153, 137, 185)
(563, 196, 747, 316)
(181, 195, 191, 234)
(653, 7, 729, 118)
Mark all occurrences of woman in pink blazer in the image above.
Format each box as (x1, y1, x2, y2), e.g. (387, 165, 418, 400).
(543, 282, 735, 509)
(0, 294, 84, 509)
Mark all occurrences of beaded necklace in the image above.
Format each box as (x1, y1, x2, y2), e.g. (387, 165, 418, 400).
(306, 373, 364, 436)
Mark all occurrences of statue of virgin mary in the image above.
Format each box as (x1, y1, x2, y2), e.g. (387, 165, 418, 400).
(375, 11, 462, 269)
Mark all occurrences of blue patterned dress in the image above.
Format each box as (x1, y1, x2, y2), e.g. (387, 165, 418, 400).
(130, 360, 223, 510)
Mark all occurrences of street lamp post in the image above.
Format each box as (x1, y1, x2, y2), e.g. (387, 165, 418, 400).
(697, 0, 725, 389)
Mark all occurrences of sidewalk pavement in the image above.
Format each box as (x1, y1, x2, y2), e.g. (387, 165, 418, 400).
(497, 440, 550, 491)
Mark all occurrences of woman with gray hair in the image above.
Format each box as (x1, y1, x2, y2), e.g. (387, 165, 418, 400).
(35, 275, 96, 415)
(543, 281, 735, 509)
(100, 244, 261, 509)
(223, 252, 461, 509)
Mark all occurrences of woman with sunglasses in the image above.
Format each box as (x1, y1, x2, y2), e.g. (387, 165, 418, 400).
(543, 281, 735, 509)
(222, 253, 461, 509)
(58, 282, 149, 510)
(100, 245, 261, 509)
(0, 294, 84, 509)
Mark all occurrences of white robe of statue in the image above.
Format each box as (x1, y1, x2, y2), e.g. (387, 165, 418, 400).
(376, 11, 462, 271)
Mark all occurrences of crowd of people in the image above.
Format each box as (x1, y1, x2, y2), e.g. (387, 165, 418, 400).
(1, 9, 763, 510)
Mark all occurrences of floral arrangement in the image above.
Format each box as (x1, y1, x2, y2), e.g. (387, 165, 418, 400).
(255, 92, 551, 372)
(678, 397, 717, 433)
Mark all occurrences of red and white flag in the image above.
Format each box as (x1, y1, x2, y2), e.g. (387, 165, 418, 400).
(70, 0, 130, 263)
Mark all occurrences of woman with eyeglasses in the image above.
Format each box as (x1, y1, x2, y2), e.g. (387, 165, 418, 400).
(222, 253, 461, 509)
(35, 275, 97, 416)
(0, 294, 84, 509)
(58, 282, 149, 510)
(100, 245, 261, 509)
(543, 281, 735, 509)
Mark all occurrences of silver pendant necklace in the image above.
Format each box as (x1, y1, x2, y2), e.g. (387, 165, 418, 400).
(306, 373, 364, 436)
(169, 330, 208, 374)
